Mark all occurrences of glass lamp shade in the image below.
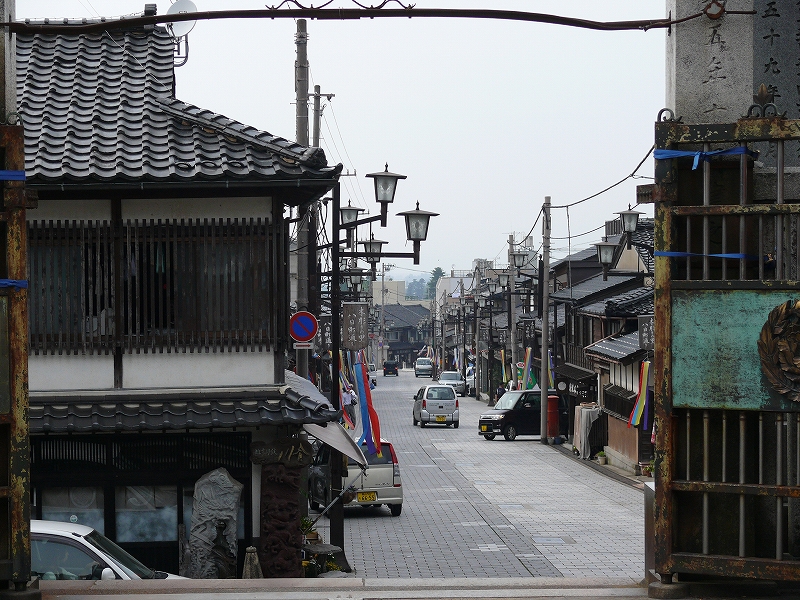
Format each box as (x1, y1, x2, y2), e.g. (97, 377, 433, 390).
(488, 281, 499, 294)
(397, 202, 439, 242)
(616, 208, 644, 233)
(511, 251, 529, 269)
(498, 272, 510, 288)
(360, 236, 386, 258)
(595, 240, 618, 266)
(478, 296, 486, 308)
(366, 164, 407, 205)
(340, 201, 364, 227)
(460, 296, 466, 306)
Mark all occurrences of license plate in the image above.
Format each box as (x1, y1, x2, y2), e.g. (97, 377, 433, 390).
(480, 424, 488, 431)
(436, 415, 446, 423)
(357, 491, 377, 502)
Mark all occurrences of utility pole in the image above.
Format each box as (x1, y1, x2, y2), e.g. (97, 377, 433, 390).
(540, 196, 551, 444)
(294, 20, 310, 382)
(507, 234, 518, 387)
(310, 84, 335, 147)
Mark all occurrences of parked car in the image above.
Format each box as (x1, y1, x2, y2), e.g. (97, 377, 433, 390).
(437, 371, 466, 396)
(413, 384, 459, 428)
(383, 360, 399, 376)
(31, 520, 184, 580)
(478, 389, 568, 441)
(307, 439, 403, 516)
(414, 357, 433, 377)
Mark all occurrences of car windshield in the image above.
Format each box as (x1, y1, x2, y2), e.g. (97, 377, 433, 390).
(348, 444, 393, 466)
(84, 530, 156, 579)
(493, 391, 525, 410)
(426, 386, 455, 400)
(439, 372, 461, 381)
(417, 359, 431, 365)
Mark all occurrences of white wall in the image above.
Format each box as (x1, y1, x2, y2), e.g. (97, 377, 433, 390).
(29, 354, 115, 391)
(124, 351, 274, 388)
(29, 197, 273, 222)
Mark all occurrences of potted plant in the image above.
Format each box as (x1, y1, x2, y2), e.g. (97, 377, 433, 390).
(640, 459, 655, 477)
(300, 516, 319, 542)
(596, 450, 607, 465)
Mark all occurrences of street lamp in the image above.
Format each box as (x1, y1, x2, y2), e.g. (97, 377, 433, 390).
(594, 238, 618, 281)
(616, 206, 643, 249)
(396, 202, 438, 264)
(365, 164, 407, 227)
(510, 250, 529, 275)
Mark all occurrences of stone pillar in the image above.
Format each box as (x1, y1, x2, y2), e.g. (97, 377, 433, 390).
(251, 438, 313, 578)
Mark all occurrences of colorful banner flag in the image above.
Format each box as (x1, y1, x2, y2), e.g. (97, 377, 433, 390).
(355, 351, 381, 457)
(500, 350, 507, 384)
(628, 361, 651, 428)
(547, 349, 555, 388)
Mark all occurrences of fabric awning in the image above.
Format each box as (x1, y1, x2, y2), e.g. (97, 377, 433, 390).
(304, 423, 367, 467)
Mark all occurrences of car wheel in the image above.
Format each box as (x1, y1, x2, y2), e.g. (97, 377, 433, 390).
(420, 420, 426, 428)
(454, 421, 459, 429)
(503, 425, 517, 441)
(483, 434, 496, 440)
(413, 415, 418, 426)
(389, 504, 402, 517)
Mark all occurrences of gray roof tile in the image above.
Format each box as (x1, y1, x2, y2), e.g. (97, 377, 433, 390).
(585, 330, 644, 363)
(17, 26, 340, 187)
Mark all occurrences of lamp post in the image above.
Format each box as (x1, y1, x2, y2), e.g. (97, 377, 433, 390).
(328, 167, 437, 569)
(459, 296, 467, 388)
(616, 206, 643, 250)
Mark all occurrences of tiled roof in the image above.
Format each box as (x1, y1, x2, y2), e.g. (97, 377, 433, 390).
(585, 330, 645, 364)
(579, 286, 654, 317)
(29, 382, 341, 435)
(383, 303, 430, 328)
(16, 25, 340, 193)
(550, 273, 641, 305)
(631, 219, 654, 273)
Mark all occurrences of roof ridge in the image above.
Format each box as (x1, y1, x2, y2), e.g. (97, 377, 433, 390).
(157, 97, 329, 168)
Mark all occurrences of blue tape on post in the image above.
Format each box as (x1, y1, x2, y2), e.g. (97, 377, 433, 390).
(654, 251, 759, 260)
(0, 171, 25, 181)
(0, 279, 28, 290)
(654, 146, 759, 170)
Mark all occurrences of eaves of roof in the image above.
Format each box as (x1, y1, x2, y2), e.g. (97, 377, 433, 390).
(28, 384, 340, 435)
(585, 330, 645, 364)
(579, 287, 654, 318)
(550, 273, 642, 306)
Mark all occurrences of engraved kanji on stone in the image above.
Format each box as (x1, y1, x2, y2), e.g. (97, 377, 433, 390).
(703, 56, 726, 84)
(764, 56, 781, 74)
(709, 25, 727, 50)
(763, 28, 781, 45)
(762, 2, 779, 18)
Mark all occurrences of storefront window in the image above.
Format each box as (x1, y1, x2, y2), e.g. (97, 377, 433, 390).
(42, 487, 105, 534)
(115, 486, 177, 542)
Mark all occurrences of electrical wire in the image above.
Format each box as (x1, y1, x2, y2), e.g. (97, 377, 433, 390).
(550, 145, 655, 209)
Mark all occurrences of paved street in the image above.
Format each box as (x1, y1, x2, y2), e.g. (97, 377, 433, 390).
(312, 368, 645, 581)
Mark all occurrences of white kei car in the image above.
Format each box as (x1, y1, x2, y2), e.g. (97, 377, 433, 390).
(31, 520, 185, 580)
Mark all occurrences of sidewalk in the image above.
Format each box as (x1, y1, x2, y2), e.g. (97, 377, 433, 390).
(36, 576, 652, 599)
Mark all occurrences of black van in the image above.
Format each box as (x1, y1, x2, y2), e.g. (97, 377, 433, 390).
(383, 360, 399, 376)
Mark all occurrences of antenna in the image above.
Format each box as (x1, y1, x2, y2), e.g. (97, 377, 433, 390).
(166, 0, 197, 39)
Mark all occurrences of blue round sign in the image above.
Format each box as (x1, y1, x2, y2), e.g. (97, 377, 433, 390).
(289, 311, 318, 342)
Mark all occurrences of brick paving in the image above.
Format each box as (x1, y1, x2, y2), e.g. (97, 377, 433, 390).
(311, 370, 645, 580)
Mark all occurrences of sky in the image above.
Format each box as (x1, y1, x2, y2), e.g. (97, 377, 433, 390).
(17, 1, 666, 282)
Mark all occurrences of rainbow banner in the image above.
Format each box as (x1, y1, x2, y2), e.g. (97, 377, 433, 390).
(547, 349, 555, 388)
(355, 351, 381, 457)
(628, 361, 651, 428)
(500, 350, 507, 384)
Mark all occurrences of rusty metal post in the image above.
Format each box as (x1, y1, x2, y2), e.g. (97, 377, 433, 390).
(0, 126, 37, 599)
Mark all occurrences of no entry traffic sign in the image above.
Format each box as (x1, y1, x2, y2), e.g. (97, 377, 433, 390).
(289, 311, 318, 342)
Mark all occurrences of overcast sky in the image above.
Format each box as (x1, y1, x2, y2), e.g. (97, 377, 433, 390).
(18, 1, 666, 282)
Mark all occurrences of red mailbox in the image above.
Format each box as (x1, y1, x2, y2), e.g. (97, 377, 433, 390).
(547, 395, 559, 438)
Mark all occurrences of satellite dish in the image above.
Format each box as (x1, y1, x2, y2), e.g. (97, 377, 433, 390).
(166, 0, 197, 39)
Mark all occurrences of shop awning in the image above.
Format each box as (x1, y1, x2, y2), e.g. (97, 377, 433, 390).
(303, 423, 367, 467)
(554, 363, 596, 382)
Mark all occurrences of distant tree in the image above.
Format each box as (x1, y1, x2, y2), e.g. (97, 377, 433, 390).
(425, 267, 445, 299)
(406, 278, 426, 300)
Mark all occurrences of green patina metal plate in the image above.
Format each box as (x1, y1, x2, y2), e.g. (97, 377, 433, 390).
(672, 290, 800, 411)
